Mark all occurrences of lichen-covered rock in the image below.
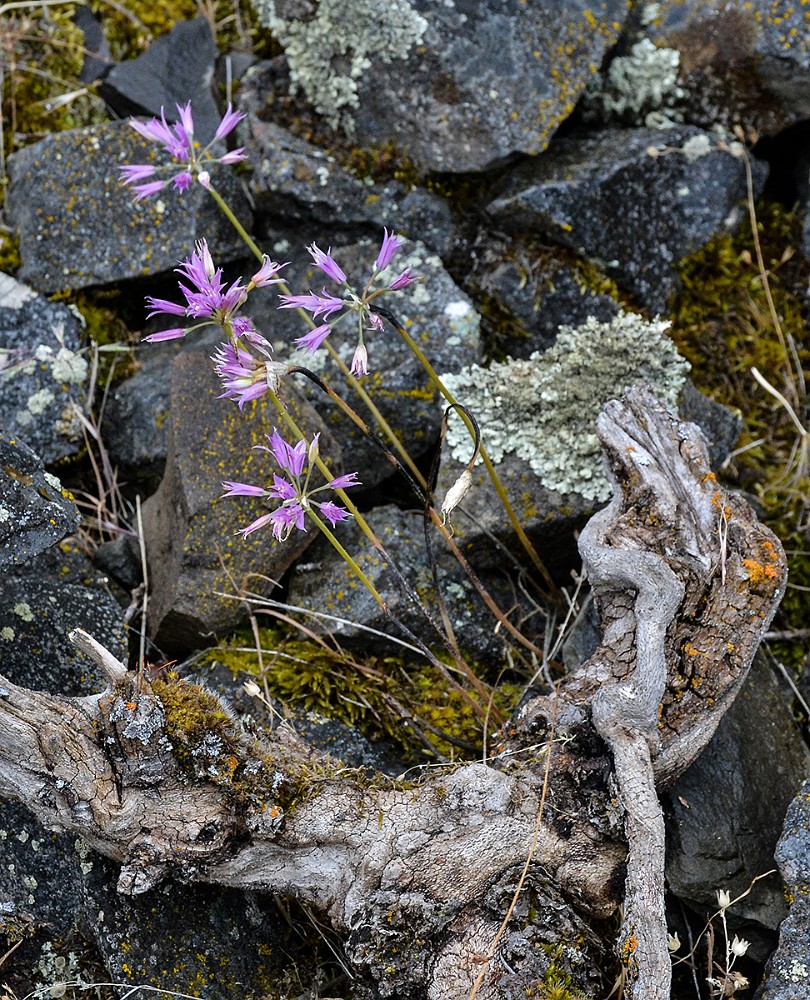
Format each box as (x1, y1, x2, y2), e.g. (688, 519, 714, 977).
(441, 312, 689, 503)
(0, 434, 80, 567)
(1, 543, 126, 695)
(755, 776, 810, 1000)
(465, 233, 621, 357)
(0, 801, 285, 1000)
(288, 504, 542, 662)
(665, 655, 810, 933)
(0, 273, 89, 462)
(485, 125, 767, 313)
(99, 18, 221, 143)
(238, 63, 454, 256)
(141, 348, 342, 653)
(7, 121, 252, 293)
(647, 0, 810, 136)
(248, 238, 483, 490)
(249, 0, 629, 172)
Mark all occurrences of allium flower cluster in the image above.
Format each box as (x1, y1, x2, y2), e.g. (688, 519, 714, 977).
(222, 430, 360, 540)
(279, 228, 416, 375)
(120, 101, 247, 200)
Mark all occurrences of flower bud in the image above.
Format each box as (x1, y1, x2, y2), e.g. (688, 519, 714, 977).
(243, 680, 261, 697)
(441, 469, 473, 524)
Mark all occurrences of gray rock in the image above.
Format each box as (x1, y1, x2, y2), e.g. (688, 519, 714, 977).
(74, 5, 112, 84)
(679, 381, 742, 471)
(288, 503, 543, 663)
(0, 273, 89, 462)
(99, 18, 221, 144)
(7, 121, 252, 293)
(648, 0, 810, 136)
(756, 777, 810, 999)
(249, 238, 483, 490)
(485, 126, 767, 314)
(1, 545, 127, 696)
(666, 656, 810, 932)
(467, 234, 621, 357)
(250, 0, 630, 172)
(0, 434, 80, 567)
(239, 63, 454, 257)
(0, 800, 285, 1000)
(141, 348, 342, 653)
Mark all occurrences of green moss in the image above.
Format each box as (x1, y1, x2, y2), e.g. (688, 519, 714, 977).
(671, 199, 810, 663)
(0, 230, 21, 274)
(205, 624, 521, 760)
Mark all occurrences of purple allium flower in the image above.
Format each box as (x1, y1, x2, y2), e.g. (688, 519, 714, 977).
(307, 243, 347, 284)
(121, 101, 247, 201)
(277, 226, 417, 374)
(278, 290, 345, 320)
(375, 228, 405, 271)
(388, 267, 416, 291)
(225, 429, 360, 542)
(212, 339, 287, 408)
(294, 323, 332, 353)
(250, 255, 288, 288)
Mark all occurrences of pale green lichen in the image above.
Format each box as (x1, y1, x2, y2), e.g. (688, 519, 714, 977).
(250, 0, 427, 127)
(440, 311, 690, 501)
(582, 37, 685, 126)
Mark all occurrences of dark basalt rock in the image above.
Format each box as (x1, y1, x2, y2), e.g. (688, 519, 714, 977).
(0, 273, 89, 463)
(258, 0, 630, 173)
(756, 776, 810, 999)
(239, 63, 454, 257)
(1, 543, 127, 696)
(0, 434, 80, 568)
(141, 348, 342, 654)
(7, 121, 252, 293)
(485, 125, 767, 314)
(100, 18, 221, 144)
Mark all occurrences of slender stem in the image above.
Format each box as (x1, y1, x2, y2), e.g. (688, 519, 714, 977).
(207, 184, 263, 261)
(381, 310, 558, 597)
(207, 182, 426, 485)
(306, 509, 388, 613)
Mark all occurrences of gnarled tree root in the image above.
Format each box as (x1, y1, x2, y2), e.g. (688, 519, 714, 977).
(0, 386, 785, 999)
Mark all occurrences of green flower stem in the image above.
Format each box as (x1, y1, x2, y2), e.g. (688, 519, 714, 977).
(208, 181, 426, 486)
(207, 184, 264, 261)
(305, 508, 388, 614)
(390, 317, 558, 596)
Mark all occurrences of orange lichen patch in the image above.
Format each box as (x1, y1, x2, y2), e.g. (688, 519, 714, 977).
(742, 558, 781, 586)
(682, 642, 702, 658)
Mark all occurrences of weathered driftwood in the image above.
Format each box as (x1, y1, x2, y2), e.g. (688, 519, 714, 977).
(0, 386, 786, 999)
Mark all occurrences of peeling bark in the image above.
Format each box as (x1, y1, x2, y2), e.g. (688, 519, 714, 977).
(0, 386, 786, 998)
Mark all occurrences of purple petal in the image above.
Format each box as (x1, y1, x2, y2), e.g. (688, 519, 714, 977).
(350, 343, 368, 376)
(388, 268, 416, 291)
(329, 472, 361, 490)
(132, 179, 167, 200)
(173, 171, 193, 192)
(267, 475, 297, 500)
(222, 481, 267, 497)
(270, 504, 306, 540)
(375, 228, 405, 271)
(238, 512, 275, 538)
(219, 148, 248, 165)
(129, 114, 175, 146)
(142, 327, 186, 342)
(145, 296, 187, 318)
(176, 101, 195, 137)
(294, 324, 332, 353)
(251, 255, 288, 287)
(214, 103, 246, 141)
(307, 243, 347, 284)
(119, 163, 156, 184)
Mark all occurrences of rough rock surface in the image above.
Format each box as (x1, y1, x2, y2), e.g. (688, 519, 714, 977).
(239, 63, 454, 257)
(100, 18, 221, 143)
(249, 0, 630, 172)
(0, 434, 80, 567)
(1, 543, 126, 696)
(485, 125, 767, 313)
(7, 121, 252, 293)
(0, 273, 89, 463)
(288, 503, 543, 662)
(141, 348, 342, 652)
(665, 655, 810, 932)
(756, 776, 810, 1000)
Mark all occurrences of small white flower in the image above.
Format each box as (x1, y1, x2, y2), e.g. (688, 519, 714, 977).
(441, 469, 473, 524)
(716, 889, 732, 910)
(667, 932, 681, 953)
(731, 935, 750, 957)
(243, 680, 261, 697)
